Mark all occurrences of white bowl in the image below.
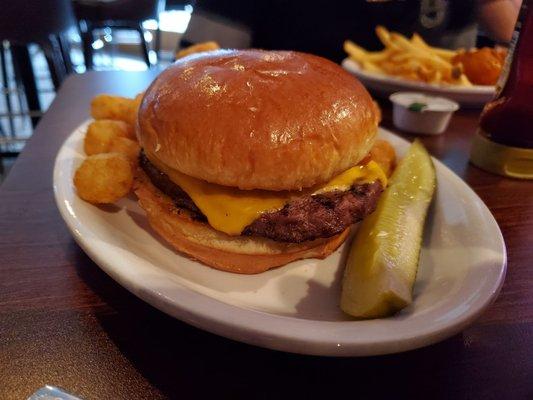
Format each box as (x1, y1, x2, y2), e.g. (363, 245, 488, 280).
(390, 92, 460, 135)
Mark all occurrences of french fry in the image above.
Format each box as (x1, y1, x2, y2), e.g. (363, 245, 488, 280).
(410, 33, 427, 47)
(344, 40, 367, 61)
(390, 33, 451, 68)
(365, 50, 392, 62)
(411, 33, 457, 60)
(458, 74, 473, 86)
(344, 40, 392, 74)
(427, 70, 442, 85)
(375, 26, 400, 51)
(361, 61, 384, 74)
(389, 52, 417, 63)
(344, 26, 480, 87)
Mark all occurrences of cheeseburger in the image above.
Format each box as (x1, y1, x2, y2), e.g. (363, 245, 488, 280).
(134, 49, 389, 274)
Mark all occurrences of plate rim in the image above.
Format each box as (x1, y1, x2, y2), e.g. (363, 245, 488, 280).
(54, 121, 507, 357)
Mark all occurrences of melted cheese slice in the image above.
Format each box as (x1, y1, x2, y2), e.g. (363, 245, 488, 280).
(148, 155, 387, 236)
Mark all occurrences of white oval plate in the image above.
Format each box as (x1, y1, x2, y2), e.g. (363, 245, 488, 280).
(342, 58, 495, 108)
(54, 121, 506, 357)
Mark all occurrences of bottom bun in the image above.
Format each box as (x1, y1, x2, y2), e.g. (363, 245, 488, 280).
(134, 169, 350, 274)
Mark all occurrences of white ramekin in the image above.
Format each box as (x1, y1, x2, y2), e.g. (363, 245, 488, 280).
(389, 92, 460, 135)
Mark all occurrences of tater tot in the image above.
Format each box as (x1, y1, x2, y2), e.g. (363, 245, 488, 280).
(369, 139, 397, 177)
(109, 136, 141, 163)
(74, 153, 133, 204)
(84, 120, 134, 155)
(91, 94, 141, 125)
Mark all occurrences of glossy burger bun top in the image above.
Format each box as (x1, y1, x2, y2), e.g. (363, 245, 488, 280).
(138, 49, 379, 191)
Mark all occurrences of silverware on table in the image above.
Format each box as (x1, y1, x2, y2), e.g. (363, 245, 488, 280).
(27, 385, 82, 400)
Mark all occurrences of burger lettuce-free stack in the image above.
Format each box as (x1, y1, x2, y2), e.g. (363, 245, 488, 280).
(134, 49, 395, 273)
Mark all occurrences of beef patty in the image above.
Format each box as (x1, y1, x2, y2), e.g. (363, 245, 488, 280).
(139, 152, 383, 243)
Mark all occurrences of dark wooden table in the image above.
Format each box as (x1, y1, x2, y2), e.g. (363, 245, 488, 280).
(1, 71, 532, 400)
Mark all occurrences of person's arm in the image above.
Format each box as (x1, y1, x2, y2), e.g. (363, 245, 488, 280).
(478, 0, 522, 42)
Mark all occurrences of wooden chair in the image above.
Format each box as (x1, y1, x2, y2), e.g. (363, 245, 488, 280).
(0, 0, 76, 134)
(72, 0, 166, 69)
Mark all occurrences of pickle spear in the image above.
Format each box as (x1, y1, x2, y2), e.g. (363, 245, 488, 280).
(341, 140, 436, 319)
